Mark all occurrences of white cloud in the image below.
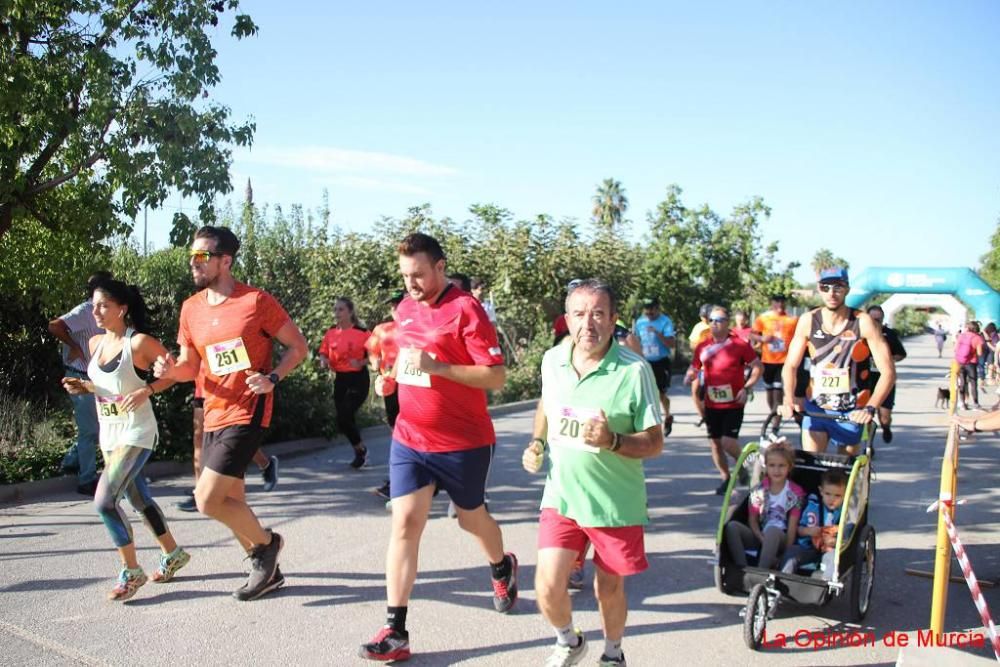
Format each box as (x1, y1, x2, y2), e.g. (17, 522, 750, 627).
(314, 175, 434, 196)
(243, 145, 458, 178)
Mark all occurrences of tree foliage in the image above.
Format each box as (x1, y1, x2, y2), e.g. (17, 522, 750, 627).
(978, 215, 1000, 291)
(0, 0, 258, 241)
(810, 248, 850, 277)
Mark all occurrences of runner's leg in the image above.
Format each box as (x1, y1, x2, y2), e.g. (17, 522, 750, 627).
(593, 562, 627, 646)
(386, 484, 435, 605)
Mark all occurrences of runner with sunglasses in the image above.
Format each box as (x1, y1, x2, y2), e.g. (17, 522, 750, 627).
(778, 267, 896, 454)
(154, 226, 308, 601)
(690, 305, 762, 494)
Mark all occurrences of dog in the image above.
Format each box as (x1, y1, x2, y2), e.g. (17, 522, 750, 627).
(936, 387, 951, 409)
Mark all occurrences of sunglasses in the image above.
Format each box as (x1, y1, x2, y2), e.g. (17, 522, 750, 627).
(818, 283, 847, 294)
(189, 249, 225, 264)
(709, 316, 729, 323)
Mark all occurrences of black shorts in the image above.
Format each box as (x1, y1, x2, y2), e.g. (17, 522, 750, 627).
(202, 424, 265, 478)
(705, 407, 744, 440)
(648, 357, 672, 391)
(795, 364, 809, 399)
(762, 363, 783, 389)
(869, 372, 896, 409)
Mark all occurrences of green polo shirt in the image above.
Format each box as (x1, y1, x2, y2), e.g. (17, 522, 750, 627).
(540, 339, 662, 527)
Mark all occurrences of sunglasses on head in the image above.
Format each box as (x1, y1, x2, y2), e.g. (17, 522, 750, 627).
(188, 249, 225, 264)
(818, 282, 847, 294)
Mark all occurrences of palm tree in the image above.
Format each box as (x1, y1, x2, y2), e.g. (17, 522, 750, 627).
(592, 178, 628, 232)
(811, 248, 849, 276)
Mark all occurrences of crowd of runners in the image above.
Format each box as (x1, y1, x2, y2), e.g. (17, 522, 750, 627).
(50, 224, 972, 665)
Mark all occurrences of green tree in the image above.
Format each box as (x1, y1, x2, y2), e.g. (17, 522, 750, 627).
(978, 215, 1000, 290)
(0, 1, 258, 241)
(591, 178, 629, 232)
(811, 248, 850, 276)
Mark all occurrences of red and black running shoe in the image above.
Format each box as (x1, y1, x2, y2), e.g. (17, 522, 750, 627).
(492, 552, 519, 613)
(359, 626, 411, 662)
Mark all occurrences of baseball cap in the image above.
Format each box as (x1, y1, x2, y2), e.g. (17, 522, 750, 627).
(818, 267, 850, 283)
(641, 297, 659, 308)
(770, 293, 787, 302)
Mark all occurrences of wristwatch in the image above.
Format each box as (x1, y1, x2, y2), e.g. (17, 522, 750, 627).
(268, 372, 280, 385)
(864, 405, 876, 416)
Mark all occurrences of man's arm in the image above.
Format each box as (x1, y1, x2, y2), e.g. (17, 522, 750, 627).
(779, 317, 811, 413)
(48, 318, 84, 362)
(269, 320, 309, 381)
(522, 399, 548, 473)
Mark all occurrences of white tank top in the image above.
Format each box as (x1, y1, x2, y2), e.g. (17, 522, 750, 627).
(87, 328, 158, 450)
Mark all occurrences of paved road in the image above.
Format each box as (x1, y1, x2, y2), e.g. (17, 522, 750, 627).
(2, 334, 998, 666)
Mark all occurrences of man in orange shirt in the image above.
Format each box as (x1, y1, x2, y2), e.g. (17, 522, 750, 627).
(368, 292, 403, 500)
(154, 226, 308, 601)
(751, 295, 798, 413)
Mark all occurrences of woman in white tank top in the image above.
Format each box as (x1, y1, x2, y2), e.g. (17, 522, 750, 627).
(62, 280, 191, 601)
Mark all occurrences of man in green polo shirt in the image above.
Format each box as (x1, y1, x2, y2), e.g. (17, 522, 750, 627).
(522, 278, 664, 667)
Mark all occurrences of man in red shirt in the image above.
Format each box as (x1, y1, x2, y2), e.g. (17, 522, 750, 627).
(360, 233, 516, 662)
(690, 305, 762, 495)
(154, 226, 308, 601)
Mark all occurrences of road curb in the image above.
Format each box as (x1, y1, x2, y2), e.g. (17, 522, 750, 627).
(0, 399, 538, 507)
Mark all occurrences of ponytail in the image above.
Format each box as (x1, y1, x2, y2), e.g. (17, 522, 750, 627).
(95, 280, 151, 334)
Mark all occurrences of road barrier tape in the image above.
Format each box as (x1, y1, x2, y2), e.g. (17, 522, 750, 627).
(927, 499, 1000, 662)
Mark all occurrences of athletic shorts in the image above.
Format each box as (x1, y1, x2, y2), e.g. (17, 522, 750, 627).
(389, 439, 493, 510)
(537, 508, 647, 576)
(795, 364, 810, 399)
(705, 407, 744, 440)
(762, 363, 783, 389)
(868, 372, 896, 410)
(647, 357, 671, 391)
(801, 401, 862, 446)
(202, 424, 265, 478)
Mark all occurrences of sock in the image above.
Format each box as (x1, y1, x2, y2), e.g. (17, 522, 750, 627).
(555, 623, 579, 647)
(386, 606, 408, 634)
(603, 638, 623, 659)
(164, 546, 182, 558)
(490, 555, 511, 580)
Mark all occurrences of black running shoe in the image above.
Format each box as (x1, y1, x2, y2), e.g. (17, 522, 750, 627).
(492, 552, 518, 613)
(373, 480, 391, 500)
(176, 490, 198, 512)
(350, 446, 368, 469)
(882, 425, 893, 444)
(663, 415, 674, 438)
(359, 626, 410, 662)
(715, 477, 730, 496)
(261, 456, 279, 492)
(234, 531, 284, 601)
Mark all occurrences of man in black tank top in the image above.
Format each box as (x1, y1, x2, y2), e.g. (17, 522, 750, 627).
(777, 267, 897, 455)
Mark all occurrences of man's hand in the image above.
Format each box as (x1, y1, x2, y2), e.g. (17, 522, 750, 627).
(153, 352, 177, 380)
(735, 388, 747, 404)
(522, 440, 545, 473)
(402, 347, 441, 375)
(246, 371, 276, 395)
(374, 374, 397, 397)
(777, 402, 799, 420)
(848, 407, 875, 425)
(583, 409, 612, 448)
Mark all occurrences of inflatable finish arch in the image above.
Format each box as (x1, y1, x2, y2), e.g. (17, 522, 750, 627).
(844, 267, 1000, 325)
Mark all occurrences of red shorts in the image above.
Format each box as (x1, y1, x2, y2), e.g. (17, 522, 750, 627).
(537, 508, 648, 576)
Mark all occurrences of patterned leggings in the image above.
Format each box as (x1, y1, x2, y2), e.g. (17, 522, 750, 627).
(94, 446, 168, 548)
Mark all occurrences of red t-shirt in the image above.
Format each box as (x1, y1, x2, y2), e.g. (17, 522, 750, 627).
(178, 283, 291, 431)
(692, 334, 758, 409)
(731, 326, 752, 344)
(393, 285, 504, 452)
(318, 326, 371, 373)
(366, 321, 399, 373)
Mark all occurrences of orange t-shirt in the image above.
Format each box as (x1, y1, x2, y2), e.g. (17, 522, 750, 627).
(178, 283, 291, 431)
(752, 311, 798, 364)
(319, 326, 371, 373)
(365, 321, 399, 373)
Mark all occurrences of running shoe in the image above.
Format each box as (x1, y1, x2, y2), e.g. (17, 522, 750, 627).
(234, 531, 284, 601)
(151, 548, 191, 583)
(597, 651, 626, 666)
(491, 552, 518, 613)
(568, 564, 585, 590)
(261, 455, 279, 492)
(108, 568, 147, 602)
(350, 446, 368, 469)
(715, 477, 730, 495)
(544, 631, 587, 666)
(663, 415, 674, 438)
(176, 490, 198, 513)
(373, 480, 391, 500)
(359, 626, 411, 662)
(882, 424, 893, 444)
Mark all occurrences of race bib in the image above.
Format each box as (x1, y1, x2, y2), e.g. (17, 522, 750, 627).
(206, 337, 252, 376)
(642, 344, 658, 357)
(707, 383, 735, 402)
(768, 338, 786, 353)
(96, 394, 127, 423)
(814, 367, 850, 393)
(396, 347, 432, 388)
(550, 405, 601, 454)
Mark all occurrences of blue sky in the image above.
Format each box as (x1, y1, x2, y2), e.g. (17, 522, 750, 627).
(142, 1, 1000, 284)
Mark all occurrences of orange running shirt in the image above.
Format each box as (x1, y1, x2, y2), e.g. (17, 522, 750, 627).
(366, 321, 399, 373)
(178, 283, 291, 431)
(752, 311, 798, 364)
(319, 327, 371, 373)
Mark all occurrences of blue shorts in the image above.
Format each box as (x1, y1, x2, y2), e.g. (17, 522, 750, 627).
(801, 401, 862, 446)
(389, 439, 494, 509)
